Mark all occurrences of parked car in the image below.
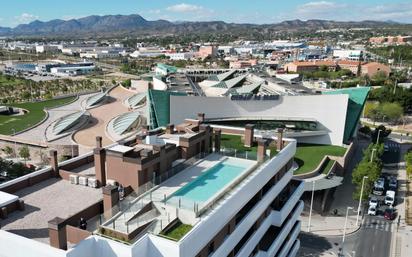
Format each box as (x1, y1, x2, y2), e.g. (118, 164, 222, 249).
(385, 190, 396, 206)
(368, 206, 377, 216)
(384, 208, 396, 220)
(389, 179, 398, 191)
(369, 197, 379, 208)
(373, 178, 385, 196)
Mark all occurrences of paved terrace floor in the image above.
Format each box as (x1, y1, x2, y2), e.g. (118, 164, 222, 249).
(0, 178, 102, 244)
(73, 86, 134, 152)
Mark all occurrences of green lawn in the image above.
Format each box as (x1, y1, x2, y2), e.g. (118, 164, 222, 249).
(160, 222, 192, 241)
(220, 134, 278, 158)
(294, 144, 346, 175)
(0, 97, 76, 135)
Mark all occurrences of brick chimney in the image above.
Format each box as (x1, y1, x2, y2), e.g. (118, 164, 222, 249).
(102, 185, 119, 218)
(94, 136, 106, 187)
(166, 124, 175, 134)
(214, 129, 221, 153)
(276, 128, 284, 151)
(197, 113, 205, 123)
(200, 124, 212, 153)
(244, 124, 255, 148)
(257, 139, 267, 162)
(48, 217, 67, 250)
(49, 150, 59, 177)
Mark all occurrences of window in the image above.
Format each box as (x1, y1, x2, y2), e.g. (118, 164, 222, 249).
(208, 242, 215, 255)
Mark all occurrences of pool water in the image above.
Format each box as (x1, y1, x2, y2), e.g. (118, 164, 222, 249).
(167, 159, 247, 206)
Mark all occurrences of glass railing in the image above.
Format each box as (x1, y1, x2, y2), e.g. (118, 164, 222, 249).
(96, 147, 274, 241)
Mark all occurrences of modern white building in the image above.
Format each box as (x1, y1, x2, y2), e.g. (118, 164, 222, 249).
(0, 137, 303, 257)
(165, 52, 194, 61)
(35, 45, 59, 53)
(332, 49, 363, 60)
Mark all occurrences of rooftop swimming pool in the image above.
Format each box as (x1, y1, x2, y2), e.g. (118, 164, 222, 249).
(166, 158, 253, 209)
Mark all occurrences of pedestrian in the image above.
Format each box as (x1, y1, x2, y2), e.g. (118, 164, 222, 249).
(118, 184, 124, 200)
(79, 217, 87, 230)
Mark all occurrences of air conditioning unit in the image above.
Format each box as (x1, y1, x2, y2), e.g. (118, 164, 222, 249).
(79, 176, 88, 186)
(69, 174, 79, 185)
(107, 179, 118, 186)
(88, 178, 98, 188)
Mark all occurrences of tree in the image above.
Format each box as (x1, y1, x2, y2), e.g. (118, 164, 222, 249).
(2, 145, 14, 157)
(352, 160, 381, 199)
(121, 79, 132, 88)
(405, 151, 412, 176)
(18, 145, 30, 163)
(363, 102, 379, 119)
(380, 102, 403, 123)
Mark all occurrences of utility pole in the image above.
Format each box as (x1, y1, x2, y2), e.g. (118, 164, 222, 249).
(307, 181, 315, 232)
(356, 176, 368, 226)
(370, 148, 377, 163)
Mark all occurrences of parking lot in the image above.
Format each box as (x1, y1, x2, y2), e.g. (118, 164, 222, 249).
(366, 172, 399, 221)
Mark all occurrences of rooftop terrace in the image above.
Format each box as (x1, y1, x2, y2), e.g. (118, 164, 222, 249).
(1, 178, 102, 244)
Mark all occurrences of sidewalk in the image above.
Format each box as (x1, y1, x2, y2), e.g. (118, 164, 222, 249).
(391, 168, 412, 257)
(300, 212, 360, 237)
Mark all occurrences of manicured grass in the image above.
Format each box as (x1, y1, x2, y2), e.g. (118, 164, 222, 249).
(160, 222, 192, 241)
(0, 97, 76, 135)
(220, 134, 278, 158)
(294, 144, 346, 175)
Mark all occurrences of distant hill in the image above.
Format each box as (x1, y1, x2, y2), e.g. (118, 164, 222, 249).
(0, 14, 407, 38)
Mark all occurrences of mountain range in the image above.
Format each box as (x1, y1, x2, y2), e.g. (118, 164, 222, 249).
(0, 14, 406, 38)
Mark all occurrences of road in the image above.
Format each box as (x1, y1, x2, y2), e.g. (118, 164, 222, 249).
(299, 138, 404, 257)
(299, 215, 394, 257)
(352, 215, 393, 257)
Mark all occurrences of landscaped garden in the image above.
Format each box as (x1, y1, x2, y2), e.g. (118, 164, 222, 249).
(160, 221, 193, 241)
(294, 144, 347, 175)
(220, 134, 278, 158)
(0, 96, 76, 135)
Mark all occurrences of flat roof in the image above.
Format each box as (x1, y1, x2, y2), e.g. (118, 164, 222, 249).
(108, 145, 134, 154)
(0, 191, 18, 208)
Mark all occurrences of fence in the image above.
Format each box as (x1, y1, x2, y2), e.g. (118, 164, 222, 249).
(96, 148, 268, 241)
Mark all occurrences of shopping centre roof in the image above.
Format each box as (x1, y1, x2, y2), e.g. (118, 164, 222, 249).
(323, 87, 370, 143)
(85, 92, 107, 108)
(126, 93, 146, 109)
(52, 111, 87, 135)
(112, 111, 141, 136)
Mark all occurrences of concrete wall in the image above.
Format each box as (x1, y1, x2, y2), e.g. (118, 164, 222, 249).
(170, 94, 349, 145)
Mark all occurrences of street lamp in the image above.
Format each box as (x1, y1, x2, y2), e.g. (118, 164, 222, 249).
(376, 129, 381, 144)
(307, 181, 315, 232)
(356, 176, 368, 226)
(370, 148, 377, 163)
(11, 128, 17, 158)
(342, 206, 354, 247)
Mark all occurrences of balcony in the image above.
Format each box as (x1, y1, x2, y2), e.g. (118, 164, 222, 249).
(254, 201, 303, 257)
(271, 180, 304, 227)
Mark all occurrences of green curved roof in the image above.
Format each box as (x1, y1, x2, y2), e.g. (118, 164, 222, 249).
(322, 87, 370, 143)
(53, 111, 86, 135)
(112, 111, 140, 135)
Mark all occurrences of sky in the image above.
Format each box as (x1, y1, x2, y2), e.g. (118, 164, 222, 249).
(0, 0, 412, 27)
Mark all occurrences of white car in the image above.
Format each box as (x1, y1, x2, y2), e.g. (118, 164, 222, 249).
(369, 197, 379, 208)
(368, 206, 377, 216)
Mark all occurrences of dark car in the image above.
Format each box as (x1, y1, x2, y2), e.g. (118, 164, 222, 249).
(384, 208, 396, 220)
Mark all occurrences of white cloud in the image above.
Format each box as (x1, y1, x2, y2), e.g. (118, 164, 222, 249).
(15, 13, 39, 24)
(367, 3, 412, 21)
(166, 3, 205, 13)
(295, 1, 347, 19)
(292, 1, 412, 22)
